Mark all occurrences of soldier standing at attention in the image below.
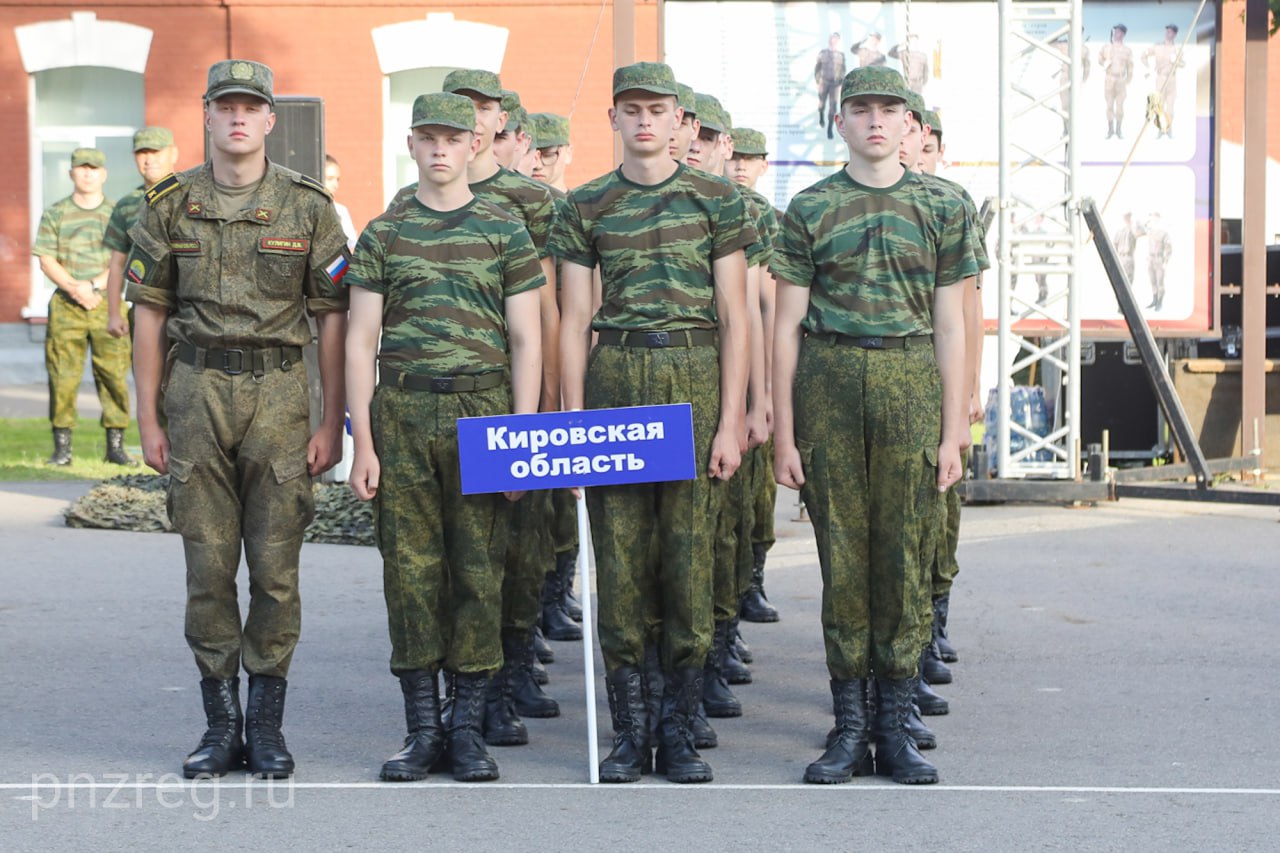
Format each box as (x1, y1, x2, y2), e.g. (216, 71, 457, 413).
(1142, 25, 1183, 138)
(126, 60, 350, 779)
(492, 90, 534, 172)
(814, 33, 847, 139)
(669, 83, 701, 163)
(554, 61, 754, 784)
(530, 113, 573, 195)
(1100, 24, 1133, 139)
(772, 67, 974, 786)
(34, 147, 133, 466)
(1144, 212, 1172, 311)
(106, 127, 180, 343)
(346, 92, 543, 783)
(1112, 212, 1140, 291)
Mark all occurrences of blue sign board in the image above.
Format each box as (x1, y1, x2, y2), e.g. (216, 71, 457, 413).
(457, 404, 697, 495)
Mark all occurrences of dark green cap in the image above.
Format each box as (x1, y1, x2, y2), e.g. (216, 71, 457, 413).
(410, 92, 478, 132)
(505, 104, 528, 134)
(923, 110, 942, 134)
(531, 112, 570, 147)
(693, 93, 728, 134)
(731, 127, 767, 156)
(676, 83, 697, 116)
(500, 89, 522, 114)
(205, 60, 274, 106)
(840, 66, 912, 105)
(71, 148, 106, 168)
(443, 69, 504, 101)
(132, 127, 174, 152)
(904, 90, 926, 123)
(612, 62, 679, 98)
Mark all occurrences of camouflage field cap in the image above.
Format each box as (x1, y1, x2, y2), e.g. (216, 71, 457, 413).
(205, 60, 274, 106)
(410, 92, 478, 132)
(923, 110, 942, 134)
(904, 90, 927, 124)
(612, 62, 679, 98)
(731, 127, 767, 156)
(132, 127, 175, 152)
(694, 93, 728, 134)
(531, 112, 570, 147)
(500, 89, 523, 114)
(442, 69, 504, 101)
(71, 148, 106, 168)
(840, 66, 912, 105)
(676, 83, 698, 116)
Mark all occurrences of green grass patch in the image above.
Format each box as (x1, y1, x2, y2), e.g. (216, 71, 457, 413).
(0, 417, 144, 482)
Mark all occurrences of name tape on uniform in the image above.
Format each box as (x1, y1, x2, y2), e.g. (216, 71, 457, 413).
(457, 404, 696, 494)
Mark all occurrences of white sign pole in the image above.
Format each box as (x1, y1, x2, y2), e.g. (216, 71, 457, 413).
(576, 490, 600, 784)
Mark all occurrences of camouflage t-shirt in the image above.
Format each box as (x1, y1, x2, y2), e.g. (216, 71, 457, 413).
(743, 186, 780, 247)
(347, 196, 545, 376)
(33, 196, 114, 280)
(388, 167, 557, 259)
(103, 186, 145, 255)
(549, 163, 757, 331)
(771, 168, 978, 337)
(921, 173, 990, 273)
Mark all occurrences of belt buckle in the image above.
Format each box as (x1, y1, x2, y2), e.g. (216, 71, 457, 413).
(647, 331, 670, 347)
(860, 337, 883, 350)
(431, 377, 453, 392)
(222, 348, 245, 375)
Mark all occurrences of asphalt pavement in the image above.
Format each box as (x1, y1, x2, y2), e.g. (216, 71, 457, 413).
(1, 480, 1278, 850)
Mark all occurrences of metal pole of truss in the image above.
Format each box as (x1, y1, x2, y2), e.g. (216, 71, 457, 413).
(995, 0, 1082, 480)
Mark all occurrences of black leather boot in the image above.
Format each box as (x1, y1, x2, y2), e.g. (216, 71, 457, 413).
(805, 678, 873, 784)
(921, 637, 952, 685)
(734, 621, 753, 664)
(183, 677, 243, 778)
(533, 625, 555, 664)
(933, 594, 958, 662)
(873, 677, 938, 784)
(599, 666, 651, 783)
(449, 672, 500, 781)
(244, 675, 294, 778)
(556, 548, 583, 622)
(739, 543, 779, 622)
(690, 696, 719, 749)
(48, 428, 72, 466)
(703, 620, 743, 717)
(104, 428, 137, 466)
(541, 568, 582, 641)
(531, 655, 549, 685)
(724, 617, 752, 685)
(484, 640, 528, 746)
(654, 668, 714, 783)
(643, 642, 664, 743)
(508, 628, 559, 718)
(905, 699, 937, 750)
(381, 670, 444, 781)
(915, 652, 951, 716)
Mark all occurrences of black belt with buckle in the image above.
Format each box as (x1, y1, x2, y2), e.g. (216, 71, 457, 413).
(175, 342, 302, 375)
(380, 365, 506, 393)
(596, 328, 718, 348)
(822, 333, 932, 350)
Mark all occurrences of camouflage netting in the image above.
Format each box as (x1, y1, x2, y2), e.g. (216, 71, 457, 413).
(65, 474, 375, 546)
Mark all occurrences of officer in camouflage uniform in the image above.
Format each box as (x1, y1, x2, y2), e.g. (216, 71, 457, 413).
(33, 147, 132, 467)
(726, 127, 782, 628)
(126, 60, 350, 779)
(346, 92, 545, 783)
(814, 33, 847, 139)
(553, 62, 754, 784)
(771, 67, 975, 786)
(390, 69, 564, 738)
(106, 127, 180, 343)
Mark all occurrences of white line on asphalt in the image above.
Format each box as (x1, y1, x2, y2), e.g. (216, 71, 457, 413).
(7, 783, 1280, 794)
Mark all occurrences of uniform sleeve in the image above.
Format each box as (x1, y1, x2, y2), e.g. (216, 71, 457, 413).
(32, 206, 60, 259)
(344, 222, 388, 296)
(711, 186, 758, 260)
(502, 223, 548, 298)
(962, 194, 991, 272)
(305, 200, 352, 315)
(124, 202, 178, 309)
(523, 188, 557, 260)
(768, 199, 816, 288)
(547, 195, 597, 268)
(934, 199, 979, 288)
(102, 202, 132, 255)
(386, 183, 416, 214)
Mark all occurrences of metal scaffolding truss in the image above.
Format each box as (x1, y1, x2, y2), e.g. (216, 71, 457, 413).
(995, 0, 1083, 479)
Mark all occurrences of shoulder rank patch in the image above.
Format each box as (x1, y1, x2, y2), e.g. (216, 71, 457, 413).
(145, 174, 181, 206)
(294, 173, 330, 197)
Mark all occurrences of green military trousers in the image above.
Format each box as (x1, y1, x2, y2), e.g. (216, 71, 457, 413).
(164, 358, 314, 681)
(793, 336, 943, 681)
(735, 438, 777, 597)
(45, 294, 131, 429)
(584, 343, 723, 673)
(372, 383, 511, 676)
(502, 488, 553, 631)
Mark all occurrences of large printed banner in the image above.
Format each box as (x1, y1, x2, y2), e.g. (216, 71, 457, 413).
(666, 1, 1217, 334)
(457, 404, 697, 494)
